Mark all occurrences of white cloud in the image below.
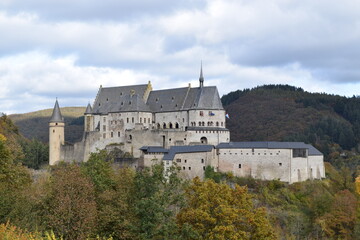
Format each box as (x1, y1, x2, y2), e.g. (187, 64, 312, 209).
(0, 52, 166, 113)
(1, 0, 360, 113)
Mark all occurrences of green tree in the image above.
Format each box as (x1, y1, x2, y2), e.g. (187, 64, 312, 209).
(133, 163, 185, 240)
(81, 149, 116, 193)
(0, 137, 31, 223)
(177, 177, 277, 240)
(20, 138, 49, 169)
(96, 167, 137, 240)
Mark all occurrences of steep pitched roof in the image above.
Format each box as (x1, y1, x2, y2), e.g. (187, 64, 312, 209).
(146, 87, 189, 112)
(147, 86, 224, 112)
(85, 103, 92, 114)
(92, 84, 149, 114)
(90, 80, 223, 114)
(49, 100, 64, 123)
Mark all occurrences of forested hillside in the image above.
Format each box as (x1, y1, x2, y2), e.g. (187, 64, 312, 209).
(223, 85, 360, 170)
(9, 107, 85, 143)
(0, 102, 359, 239)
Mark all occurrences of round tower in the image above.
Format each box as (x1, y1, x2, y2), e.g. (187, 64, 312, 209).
(49, 99, 64, 166)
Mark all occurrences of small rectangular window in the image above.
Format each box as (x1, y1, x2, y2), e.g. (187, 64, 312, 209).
(201, 159, 204, 163)
(111, 132, 113, 137)
(182, 166, 185, 170)
(184, 160, 187, 163)
(176, 159, 181, 163)
(118, 132, 120, 137)
(239, 164, 242, 168)
(188, 167, 191, 170)
(279, 163, 282, 166)
(203, 166, 205, 170)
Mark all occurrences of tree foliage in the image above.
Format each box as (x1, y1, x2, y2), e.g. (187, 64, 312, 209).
(43, 164, 97, 240)
(177, 177, 277, 240)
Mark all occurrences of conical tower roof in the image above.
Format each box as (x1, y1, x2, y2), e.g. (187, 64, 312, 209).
(49, 99, 64, 123)
(85, 103, 93, 114)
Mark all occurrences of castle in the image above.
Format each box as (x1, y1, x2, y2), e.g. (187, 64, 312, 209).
(49, 68, 325, 183)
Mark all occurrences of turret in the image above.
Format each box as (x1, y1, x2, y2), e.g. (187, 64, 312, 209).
(49, 99, 64, 165)
(84, 103, 94, 132)
(199, 62, 204, 88)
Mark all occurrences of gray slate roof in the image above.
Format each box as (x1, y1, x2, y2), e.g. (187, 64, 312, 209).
(92, 85, 149, 114)
(147, 86, 223, 112)
(85, 103, 92, 114)
(49, 100, 64, 123)
(163, 145, 214, 161)
(139, 146, 169, 153)
(140, 145, 214, 160)
(216, 142, 323, 156)
(91, 84, 224, 115)
(186, 127, 229, 131)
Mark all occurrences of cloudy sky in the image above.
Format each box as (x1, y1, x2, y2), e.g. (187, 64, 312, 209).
(1, 0, 360, 114)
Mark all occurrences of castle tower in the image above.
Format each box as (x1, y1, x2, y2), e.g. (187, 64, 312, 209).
(199, 62, 204, 88)
(49, 99, 64, 165)
(84, 103, 93, 132)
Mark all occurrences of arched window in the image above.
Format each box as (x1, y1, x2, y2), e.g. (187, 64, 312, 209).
(216, 121, 219, 127)
(200, 137, 208, 144)
(202, 122, 205, 126)
(198, 121, 201, 126)
(163, 123, 167, 129)
(221, 122, 223, 126)
(169, 122, 173, 129)
(175, 123, 179, 128)
(157, 123, 161, 129)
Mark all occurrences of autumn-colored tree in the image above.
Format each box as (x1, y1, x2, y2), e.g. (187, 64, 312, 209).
(356, 176, 360, 195)
(317, 189, 357, 239)
(177, 177, 277, 240)
(43, 164, 97, 240)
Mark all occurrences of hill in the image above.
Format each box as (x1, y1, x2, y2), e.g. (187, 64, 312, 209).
(222, 85, 360, 159)
(9, 107, 85, 143)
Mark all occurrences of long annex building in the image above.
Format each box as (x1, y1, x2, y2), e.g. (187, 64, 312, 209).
(49, 68, 325, 183)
